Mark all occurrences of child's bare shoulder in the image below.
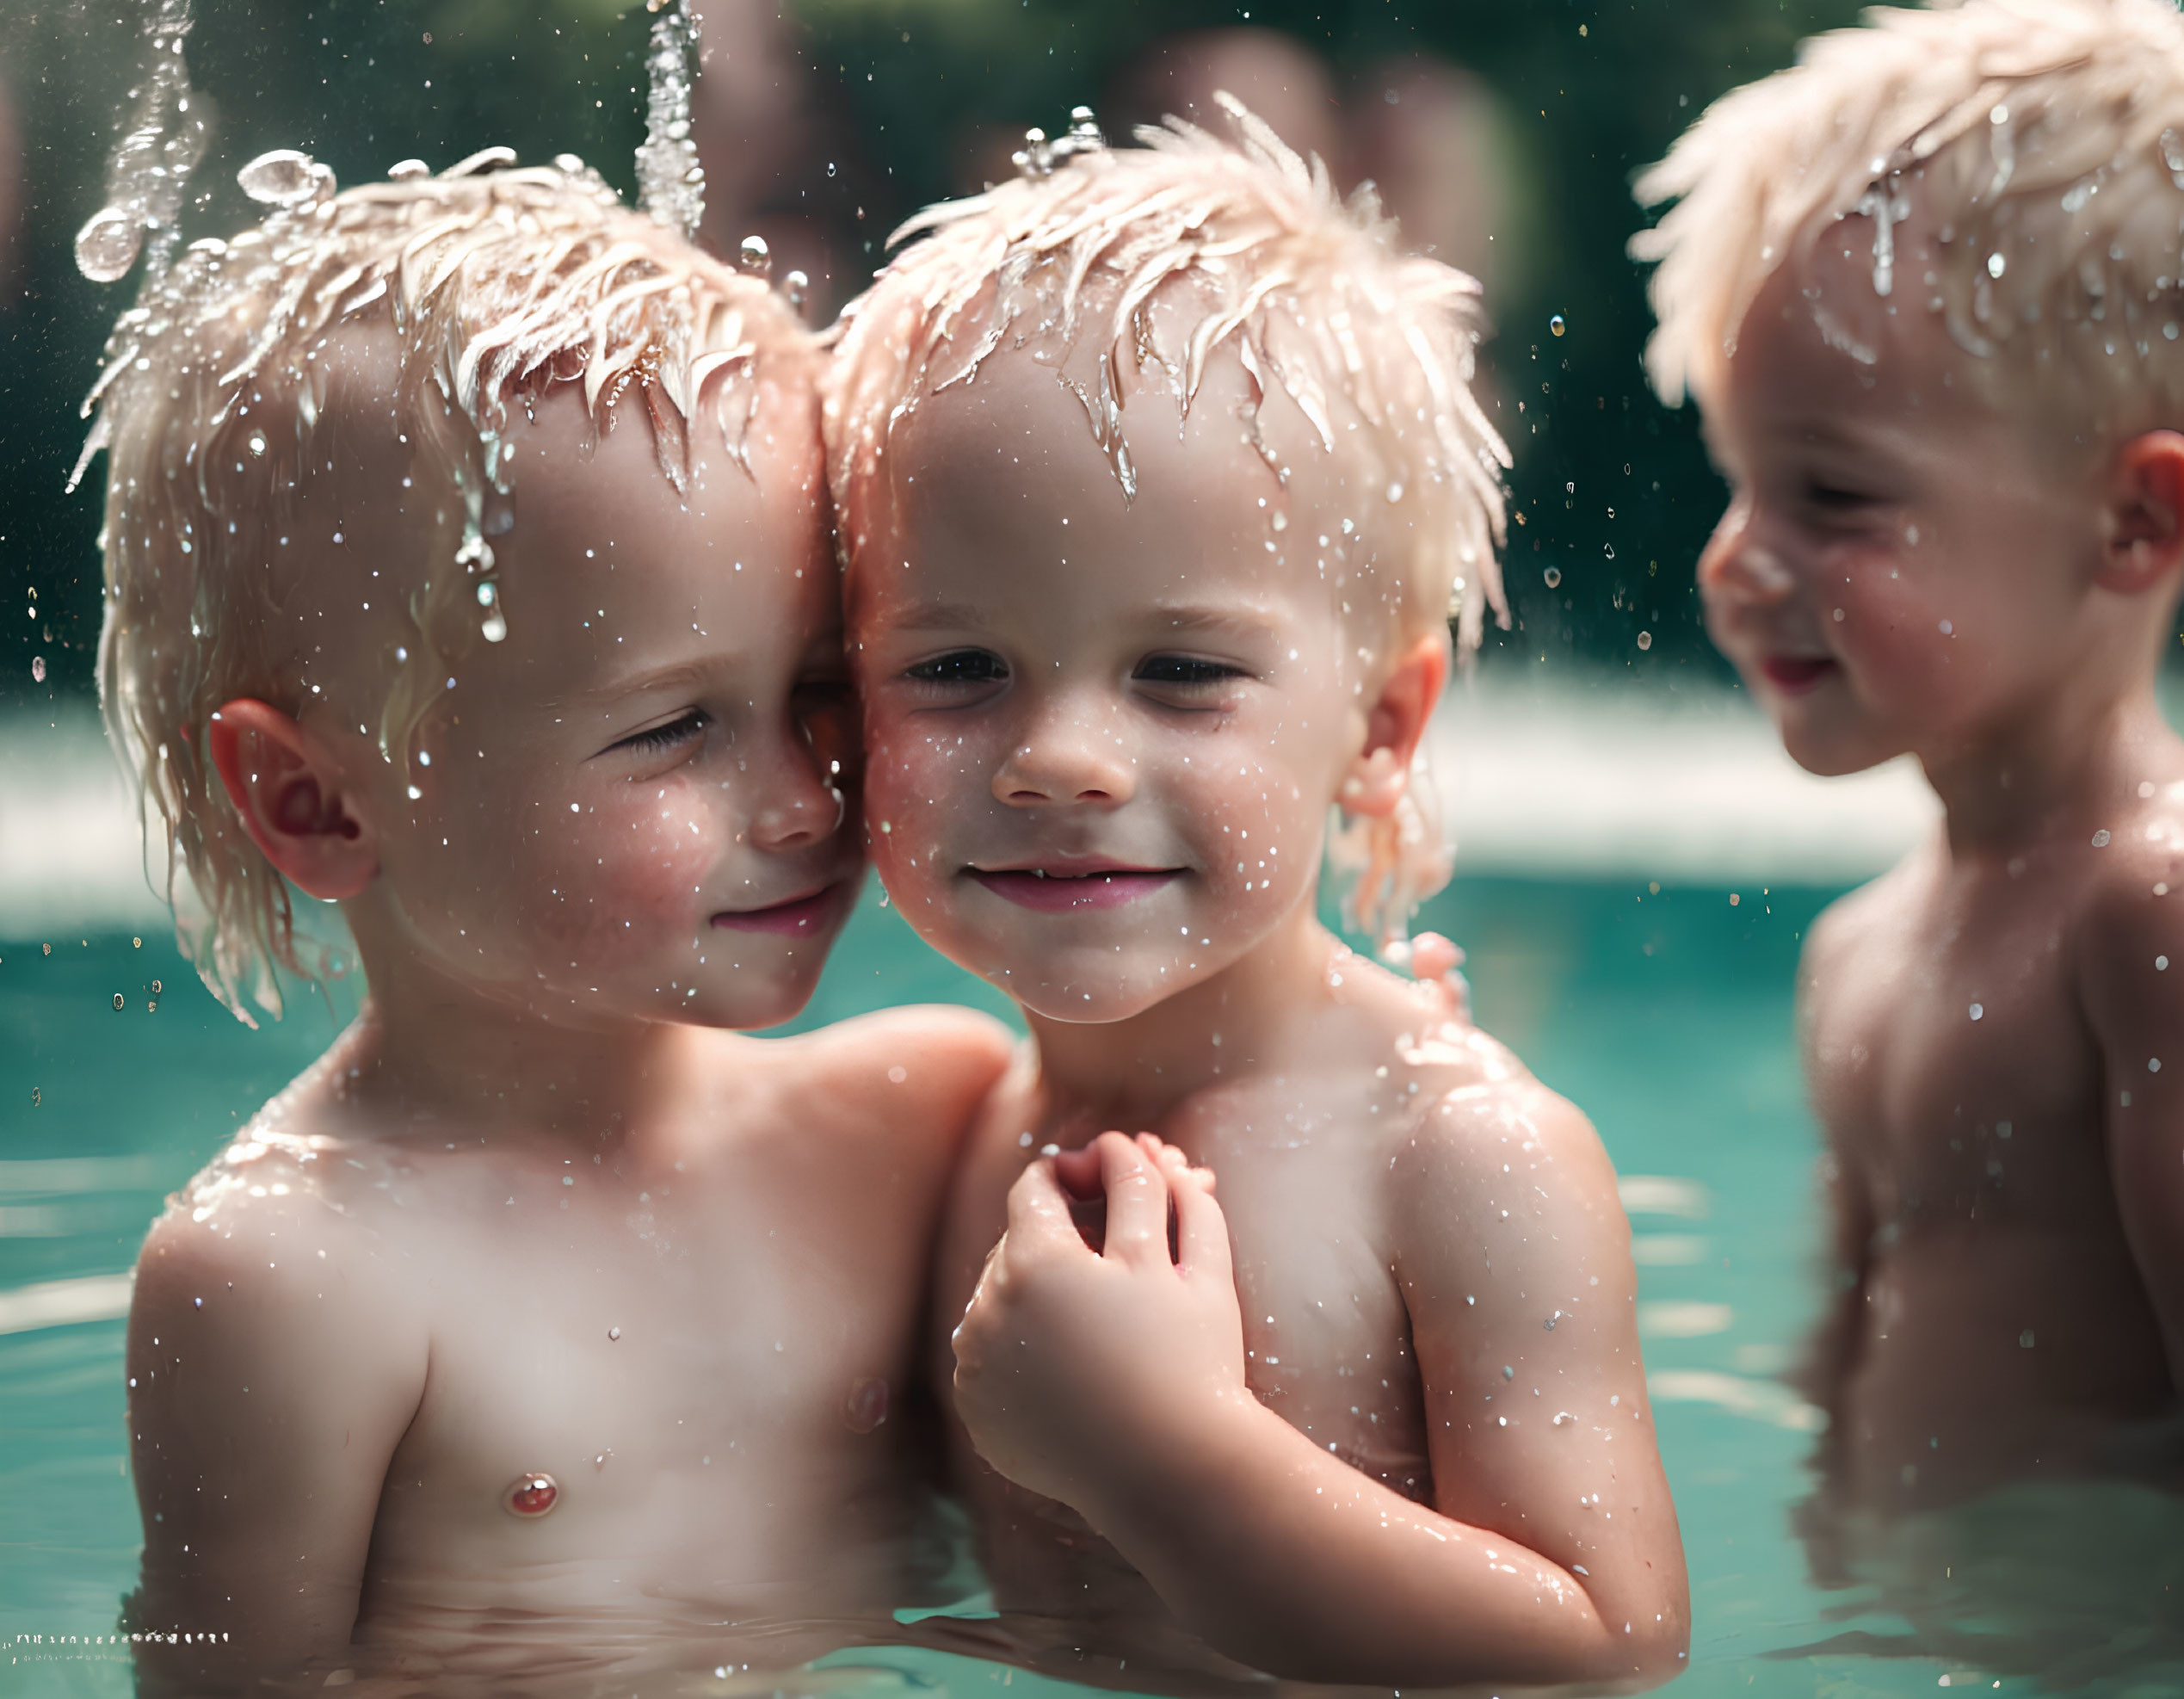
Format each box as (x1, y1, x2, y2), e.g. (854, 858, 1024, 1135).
(2077, 784, 2184, 1002)
(728, 1004, 1015, 1152)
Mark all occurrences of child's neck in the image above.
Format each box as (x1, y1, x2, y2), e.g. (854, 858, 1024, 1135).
(1923, 678, 2179, 859)
(336, 948, 688, 1147)
(1023, 900, 1343, 1127)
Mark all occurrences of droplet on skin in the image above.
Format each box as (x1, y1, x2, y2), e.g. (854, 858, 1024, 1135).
(608, 1325, 621, 1341)
(1970, 1003, 1983, 1021)
(845, 1377, 890, 1433)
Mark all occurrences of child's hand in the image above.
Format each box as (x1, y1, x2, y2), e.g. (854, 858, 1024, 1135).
(952, 1132, 1247, 1510)
(1404, 930, 1472, 1023)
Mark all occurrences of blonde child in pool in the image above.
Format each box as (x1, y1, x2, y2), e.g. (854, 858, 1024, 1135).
(824, 104, 1687, 1690)
(99, 158, 1008, 1690)
(1635, 0, 2184, 1536)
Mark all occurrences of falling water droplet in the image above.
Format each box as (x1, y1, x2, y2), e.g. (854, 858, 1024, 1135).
(113, 993, 126, 1011)
(1543, 566, 1563, 589)
(74, 207, 143, 283)
(1549, 314, 1566, 337)
(480, 612, 509, 644)
(236, 149, 334, 208)
(1637, 631, 1653, 651)
(30, 657, 45, 684)
(635, 0, 705, 236)
(738, 233, 772, 276)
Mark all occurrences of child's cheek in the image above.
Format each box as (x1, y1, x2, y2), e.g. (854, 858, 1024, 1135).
(515, 784, 722, 962)
(862, 715, 978, 911)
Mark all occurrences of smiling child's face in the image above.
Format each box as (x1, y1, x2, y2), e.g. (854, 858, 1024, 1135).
(1696, 210, 2109, 777)
(326, 376, 858, 1031)
(848, 329, 1401, 1023)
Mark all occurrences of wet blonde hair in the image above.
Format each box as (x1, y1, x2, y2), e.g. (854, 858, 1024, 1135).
(1636, 0, 2184, 446)
(89, 151, 814, 1022)
(824, 96, 1509, 945)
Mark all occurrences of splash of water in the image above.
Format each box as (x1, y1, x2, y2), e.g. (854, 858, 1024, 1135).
(73, 0, 207, 287)
(635, 0, 706, 238)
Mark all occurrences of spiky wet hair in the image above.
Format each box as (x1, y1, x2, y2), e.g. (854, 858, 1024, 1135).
(1635, 0, 2184, 442)
(88, 151, 813, 1022)
(824, 97, 1509, 944)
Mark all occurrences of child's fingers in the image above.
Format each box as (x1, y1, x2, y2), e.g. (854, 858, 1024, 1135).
(1171, 1166, 1234, 1282)
(1095, 1130, 1171, 1268)
(1003, 1155, 1086, 1253)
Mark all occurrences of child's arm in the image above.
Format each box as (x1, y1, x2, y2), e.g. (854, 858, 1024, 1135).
(2085, 864, 2184, 1394)
(127, 1188, 427, 1691)
(951, 1121, 1688, 1689)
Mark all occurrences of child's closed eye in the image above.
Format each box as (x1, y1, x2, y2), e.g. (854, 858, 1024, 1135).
(1132, 654, 1250, 702)
(904, 649, 1009, 688)
(601, 707, 709, 759)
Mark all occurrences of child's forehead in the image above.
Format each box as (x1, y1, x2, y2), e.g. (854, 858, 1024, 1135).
(1714, 219, 1997, 453)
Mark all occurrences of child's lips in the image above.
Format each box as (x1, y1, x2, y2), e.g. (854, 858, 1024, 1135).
(711, 881, 847, 936)
(968, 865, 1183, 912)
(1761, 655, 1839, 695)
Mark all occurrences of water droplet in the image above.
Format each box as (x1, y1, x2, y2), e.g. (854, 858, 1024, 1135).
(635, 0, 705, 236)
(1543, 566, 1563, 589)
(74, 207, 143, 283)
(2093, 829, 2113, 848)
(1987, 252, 2007, 280)
(784, 269, 810, 313)
(1970, 1002, 1984, 1021)
(737, 233, 772, 276)
(1603, 543, 1616, 559)
(1549, 314, 1566, 337)
(1636, 631, 1653, 651)
(30, 657, 45, 683)
(480, 613, 508, 644)
(608, 1325, 621, 1341)
(1502, 1364, 1515, 1380)
(113, 993, 125, 1010)
(151, 979, 161, 994)
(236, 149, 334, 208)
(2019, 1330, 2035, 1349)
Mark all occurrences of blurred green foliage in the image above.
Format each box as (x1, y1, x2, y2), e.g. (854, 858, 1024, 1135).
(0, 0, 1870, 714)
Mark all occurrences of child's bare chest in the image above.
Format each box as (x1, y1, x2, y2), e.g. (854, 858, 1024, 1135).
(361, 1156, 923, 1600)
(1807, 880, 2110, 1237)
(1170, 1101, 1434, 1498)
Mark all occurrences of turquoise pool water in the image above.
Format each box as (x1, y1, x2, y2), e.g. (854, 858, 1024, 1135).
(0, 874, 2113, 1695)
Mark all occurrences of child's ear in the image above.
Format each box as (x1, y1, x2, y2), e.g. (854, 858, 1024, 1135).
(2098, 429, 2184, 595)
(1337, 631, 1449, 819)
(207, 699, 379, 901)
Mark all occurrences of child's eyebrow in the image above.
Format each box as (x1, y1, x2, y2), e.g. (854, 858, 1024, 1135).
(558, 661, 712, 707)
(891, 599, 993, 632)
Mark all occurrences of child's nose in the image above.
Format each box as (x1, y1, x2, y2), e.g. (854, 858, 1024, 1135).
(992, 698, 1136, 809)
(749, 731, 848, 850)
(1698, 507, 1797, 609)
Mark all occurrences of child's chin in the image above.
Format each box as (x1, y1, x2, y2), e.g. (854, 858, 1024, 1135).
(1009, 967, 1180, 1026)
(1778, 716, 1902, 779)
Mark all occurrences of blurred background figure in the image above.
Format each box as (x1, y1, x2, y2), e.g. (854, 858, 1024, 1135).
(691, 0, 876, 322)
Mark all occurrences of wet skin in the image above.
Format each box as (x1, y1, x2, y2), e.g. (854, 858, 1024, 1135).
(849, 321, 1687, 1690)
(126, 362, 1011, 1691)
(1697, 213, 2184, 1523)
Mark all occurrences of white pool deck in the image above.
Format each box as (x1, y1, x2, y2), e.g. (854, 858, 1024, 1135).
(0, 678, 1943, 937)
